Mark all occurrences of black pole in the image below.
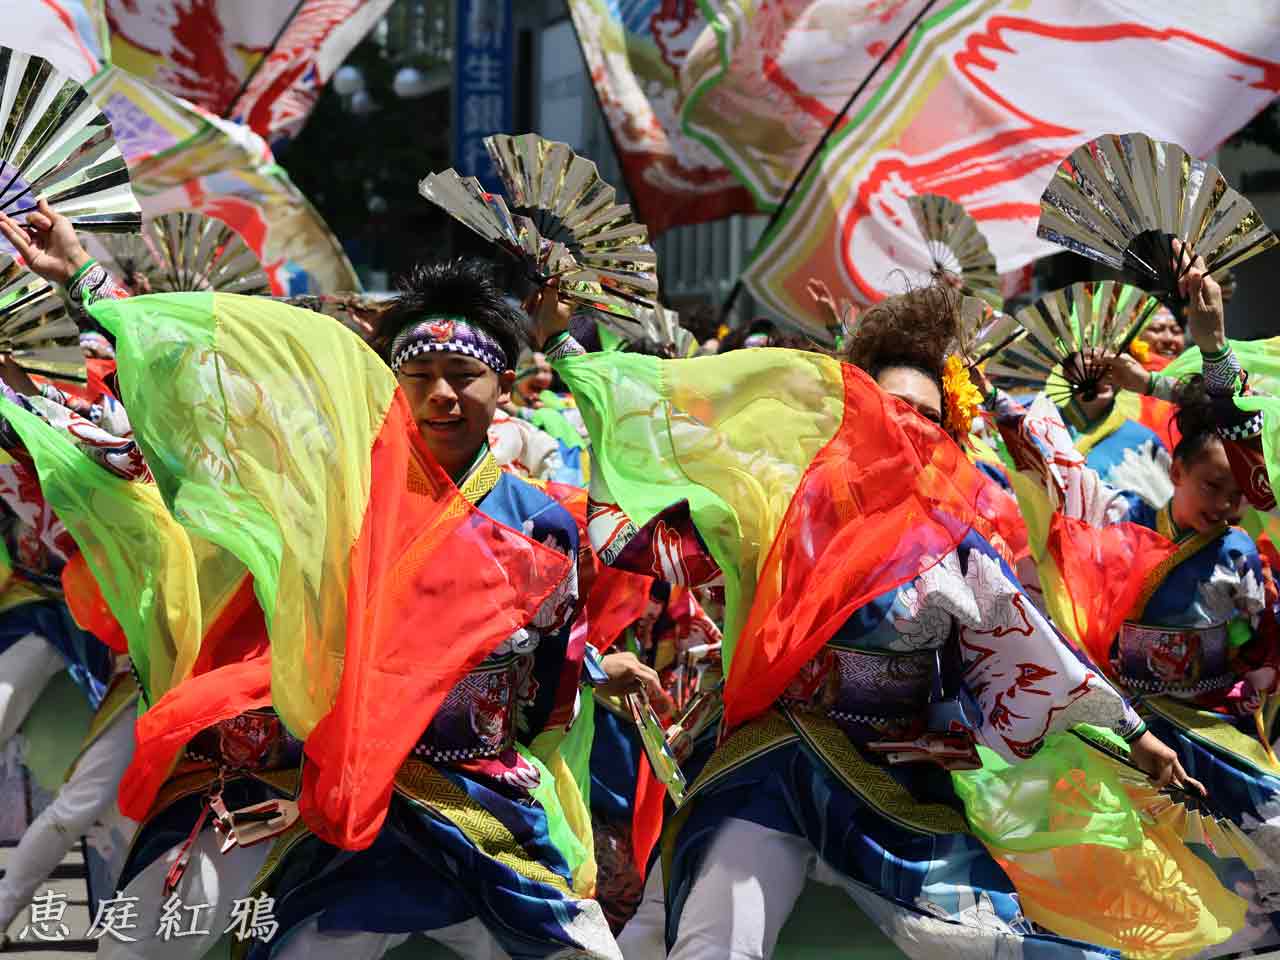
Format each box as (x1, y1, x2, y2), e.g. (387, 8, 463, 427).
(718, 0, 940, 325)
(224, 0, 310, 121)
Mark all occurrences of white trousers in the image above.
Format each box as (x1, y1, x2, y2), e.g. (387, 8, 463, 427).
(668, 817, 1054, 960)
(615, 861, 667, 960)
(0, 698, 135, 933)
(273, 917, 510, 960)
(667, 817, 813, 960)
(96, 820, 272, 960)
(0, 632, 64, 749)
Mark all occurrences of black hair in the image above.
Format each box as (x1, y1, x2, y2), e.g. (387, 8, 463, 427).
(1172, 375, 1221, 465)
(683, 303, 720, 343)
(372, 258, 531, 370)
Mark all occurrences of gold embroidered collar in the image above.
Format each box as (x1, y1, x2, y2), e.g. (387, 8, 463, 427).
(456, 446, 501, 505)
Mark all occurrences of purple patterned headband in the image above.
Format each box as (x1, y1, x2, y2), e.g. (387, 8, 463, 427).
(389, 314, 509, 374)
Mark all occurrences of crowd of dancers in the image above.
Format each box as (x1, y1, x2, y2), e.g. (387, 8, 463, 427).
(0, 121, 1278, 960)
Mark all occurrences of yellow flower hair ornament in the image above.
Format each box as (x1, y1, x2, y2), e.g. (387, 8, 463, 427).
(942, 353, 983, 439)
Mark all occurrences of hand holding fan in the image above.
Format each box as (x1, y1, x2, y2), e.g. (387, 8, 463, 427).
(420, 133, 657, 337)
(1038, 132, 1277, 305)
(983, 281, 1160, 405)
(1071, 728, 1272, 874)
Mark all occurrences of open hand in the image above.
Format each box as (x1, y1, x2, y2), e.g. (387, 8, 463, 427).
(0, 197, 91, 285)
(806, 278, 839, 320)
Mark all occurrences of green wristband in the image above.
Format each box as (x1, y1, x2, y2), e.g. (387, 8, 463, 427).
(67, 257, 97, 287)
(541, 330, 571, 353)
(1202, 344, 1231, 363)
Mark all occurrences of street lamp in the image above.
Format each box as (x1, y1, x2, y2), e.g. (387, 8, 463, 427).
(332, 64, 365, 96)
(349, 90, 378, 115)
(392, 66, 431, 99)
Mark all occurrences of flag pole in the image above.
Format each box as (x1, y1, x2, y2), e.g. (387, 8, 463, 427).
(224, 0, 310, 121)
(718, 0, 940, 326)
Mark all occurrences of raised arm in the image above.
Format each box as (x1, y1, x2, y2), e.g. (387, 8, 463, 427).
(1172, 240, 1274, 511)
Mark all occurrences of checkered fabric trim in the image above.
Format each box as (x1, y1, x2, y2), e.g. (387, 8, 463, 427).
(392, 337, 505, 374)
(412, 740, 511, 763)
(1218, 412, 1264, 441)
(390, 315, 508, 374)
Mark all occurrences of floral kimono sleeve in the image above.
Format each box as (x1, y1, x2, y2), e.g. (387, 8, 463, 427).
(908, 534, 1144, 762)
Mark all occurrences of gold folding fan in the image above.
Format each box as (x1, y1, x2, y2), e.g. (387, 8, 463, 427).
(0, 277, 84, 382)
(957, 295, 1025, 369)
(419, 133, 658, 336)
(0, 46, 142, 383)
(908, 194, 1002, 310)
(982, 281, 1160, 405)
(1038, 132, 1277, 303)
(91, 212, 269, 295)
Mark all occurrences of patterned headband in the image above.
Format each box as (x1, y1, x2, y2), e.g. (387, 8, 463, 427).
(389, 314, 509, 374)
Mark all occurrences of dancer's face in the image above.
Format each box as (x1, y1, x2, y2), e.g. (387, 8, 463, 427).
(876, 366, 943, 427)
(1140, 311, 1185, 359)
(398, 353, 514, 479)
(1171, 438, 1242, 533)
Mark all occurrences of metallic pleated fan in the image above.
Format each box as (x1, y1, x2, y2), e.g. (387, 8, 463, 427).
(1038, 132, 1278, 302)
(0, 277, 84, 382)
(419, 133, 658, 336)
(632, 305, 695, 357)
(957, 295, 1024, 368)
(628, 691, 687, 805)
(1072, 730, 1271, 873)
(0, 47, 142, 383)
(908, 194, 1002, 310)
(984, 281, 1159, 405)
(0, 47, 140, 240)
(90, 213, 269, 295)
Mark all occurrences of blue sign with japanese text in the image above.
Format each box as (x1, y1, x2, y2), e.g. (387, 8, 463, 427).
(454, 0, 514, 193)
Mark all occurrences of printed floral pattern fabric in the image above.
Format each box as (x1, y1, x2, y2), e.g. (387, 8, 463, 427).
(0, 457, 75, 580)
(0, 386, 151, 484)
(877, 536, 1142, 755)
